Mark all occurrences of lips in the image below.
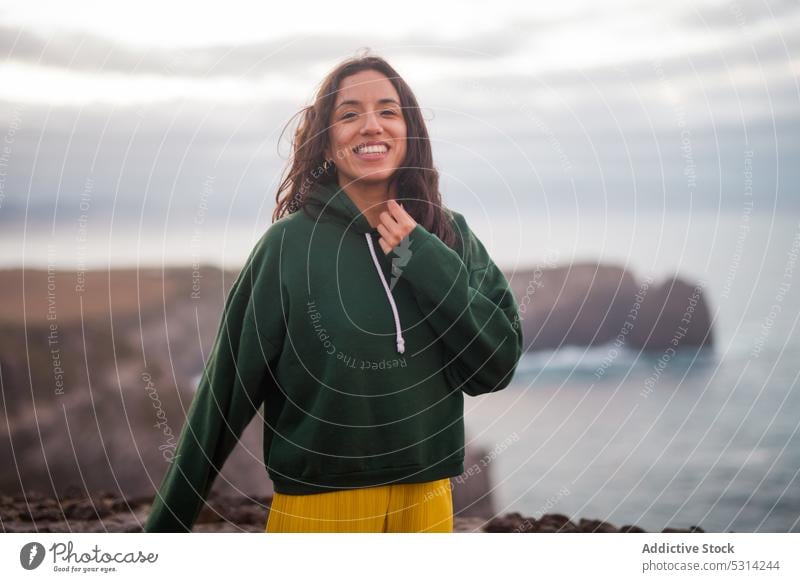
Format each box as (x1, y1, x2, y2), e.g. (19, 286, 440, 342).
(353, 141, 389, 154)
(352, 141, 390, 162)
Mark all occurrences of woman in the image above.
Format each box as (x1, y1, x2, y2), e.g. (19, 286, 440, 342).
(144, 54, 523, 533)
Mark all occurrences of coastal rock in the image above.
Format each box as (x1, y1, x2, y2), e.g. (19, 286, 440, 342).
(578, 518, 618, 533)
(508, 263, 713, 352)
(536, 513, 579, 532)
(484, 512, 526, 532)
(452, 443, 495, 518)
(627, 276, 713, 350)
(510, 263, 638, 351)
(1, 493, 706, 533)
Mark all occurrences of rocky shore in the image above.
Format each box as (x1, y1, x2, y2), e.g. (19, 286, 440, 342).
(1, 491, 707, 533)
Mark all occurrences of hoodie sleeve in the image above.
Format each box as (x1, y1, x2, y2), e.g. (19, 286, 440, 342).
(144, 227, 286, 532)
(398, 212, 523, 397)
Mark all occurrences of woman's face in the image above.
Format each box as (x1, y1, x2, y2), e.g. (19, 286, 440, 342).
(326, 69, 408, 189)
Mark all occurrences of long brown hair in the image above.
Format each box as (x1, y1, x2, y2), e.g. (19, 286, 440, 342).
(271, 52, 459, 250)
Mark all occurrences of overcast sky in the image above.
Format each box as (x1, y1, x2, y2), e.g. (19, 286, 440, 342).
(0, 0, 797, 231)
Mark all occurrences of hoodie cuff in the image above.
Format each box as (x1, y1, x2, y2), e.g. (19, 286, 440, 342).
(403, 223, 436, 257)
(397, 222, 468, 292)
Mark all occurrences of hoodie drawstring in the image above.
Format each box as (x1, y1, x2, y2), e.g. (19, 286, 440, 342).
(365, 233, 405, 354)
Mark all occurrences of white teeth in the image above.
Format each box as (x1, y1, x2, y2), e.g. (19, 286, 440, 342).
(355, 144, 388, 154)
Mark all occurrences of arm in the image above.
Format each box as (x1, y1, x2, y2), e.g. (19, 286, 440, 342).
(144, 229, 285, 532)
(398, 213, 523, 397)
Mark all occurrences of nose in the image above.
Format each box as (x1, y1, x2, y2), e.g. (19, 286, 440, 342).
(359, 110, 384, 134)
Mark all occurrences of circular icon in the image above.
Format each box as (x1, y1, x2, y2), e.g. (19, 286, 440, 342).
(20, 542, 46, 570)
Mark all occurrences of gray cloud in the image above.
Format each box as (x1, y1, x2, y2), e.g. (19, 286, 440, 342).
(0, 2, 797, 226)
(444, 20, 800, 96)
(0, 24, 526, 77)
(678, 0, 800, 31)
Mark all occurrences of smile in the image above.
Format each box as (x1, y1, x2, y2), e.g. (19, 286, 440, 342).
(353, 142, 390, 161)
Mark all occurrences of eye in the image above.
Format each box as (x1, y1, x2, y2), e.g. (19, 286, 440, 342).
(381, 109, 397, 116)
(340, 111, 358, 120)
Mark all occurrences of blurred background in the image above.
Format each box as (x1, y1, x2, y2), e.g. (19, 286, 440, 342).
(1, 0, 798, 532)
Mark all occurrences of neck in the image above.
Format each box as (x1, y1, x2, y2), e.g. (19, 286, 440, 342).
(339, 178, 396, 228)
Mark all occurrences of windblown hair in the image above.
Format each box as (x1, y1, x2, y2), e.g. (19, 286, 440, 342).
(271, 51, 459, 250)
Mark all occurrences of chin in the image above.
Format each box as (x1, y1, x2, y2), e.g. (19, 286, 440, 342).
(347, 168, 400, 185)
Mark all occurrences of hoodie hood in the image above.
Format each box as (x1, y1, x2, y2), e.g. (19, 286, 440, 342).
(304, 179, 378, 235)
(304, 179, 406, 354)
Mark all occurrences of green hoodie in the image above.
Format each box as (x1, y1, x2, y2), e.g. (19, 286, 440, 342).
(144, 180, 523, 532)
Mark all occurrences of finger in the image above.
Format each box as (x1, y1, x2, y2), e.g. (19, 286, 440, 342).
(376, 223, 397, 247)
(386, 199, 409, 221)
(379, 209, 398, 225)
(380, 210, 414, 246)
(379, 210, 401, 236)
(387, 199, 415, 227)
(378, 237, 392, 255)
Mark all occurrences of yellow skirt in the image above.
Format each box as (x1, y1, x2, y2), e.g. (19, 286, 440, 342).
(265, 478, 454, 533)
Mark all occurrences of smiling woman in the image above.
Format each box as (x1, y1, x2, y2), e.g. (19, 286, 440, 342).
(273, 54, 460, 250)
(144, 51, 523, 533)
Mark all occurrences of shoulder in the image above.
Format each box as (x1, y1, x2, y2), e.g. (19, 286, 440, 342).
(446, 208, 465, 230)
(250, 211, 307, 255)
(236, 215, 294, 278)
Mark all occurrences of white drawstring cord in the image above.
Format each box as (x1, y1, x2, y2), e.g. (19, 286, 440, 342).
(365, 233, 405, 354)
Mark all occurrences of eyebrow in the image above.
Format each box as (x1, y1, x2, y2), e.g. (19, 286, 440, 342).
(334, 98, 401, 111)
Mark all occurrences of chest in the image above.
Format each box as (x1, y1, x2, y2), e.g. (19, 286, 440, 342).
(286, 229, 437, 360)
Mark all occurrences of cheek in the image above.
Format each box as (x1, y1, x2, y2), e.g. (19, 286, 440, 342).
(331, 136, 353, 159)
(395, 126, 408, 155)
(329, 128, 343, 147)
(395, 139, 407, 160)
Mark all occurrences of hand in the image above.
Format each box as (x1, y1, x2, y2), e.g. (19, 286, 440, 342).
(377, 199, 417, 255)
